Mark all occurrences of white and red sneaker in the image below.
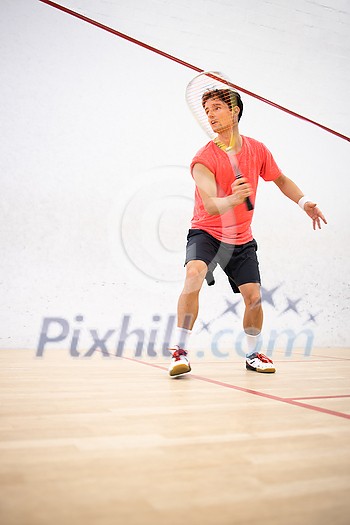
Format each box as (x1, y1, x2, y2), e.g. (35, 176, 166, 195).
(168, 346, 191, 377)
(246, 352, 276, 373)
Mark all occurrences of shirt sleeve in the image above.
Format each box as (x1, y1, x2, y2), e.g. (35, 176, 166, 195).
(260, 143, 282, 181)
(190, 144, 217, 177)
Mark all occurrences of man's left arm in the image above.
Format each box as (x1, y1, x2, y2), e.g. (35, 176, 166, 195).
(273, 173, 327, 230)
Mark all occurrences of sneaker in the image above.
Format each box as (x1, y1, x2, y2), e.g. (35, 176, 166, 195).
(246, 352, 276, 373)
(168, 346, 191, 377)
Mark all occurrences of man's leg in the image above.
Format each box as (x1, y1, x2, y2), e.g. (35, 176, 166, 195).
(177, 260, 208, 330)
(168, 260, 207, 377)
(239, 282, 275, 373)
(239, 282, 263, 334)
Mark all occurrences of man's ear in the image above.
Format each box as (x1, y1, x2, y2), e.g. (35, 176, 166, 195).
(232, 106, 240, 123)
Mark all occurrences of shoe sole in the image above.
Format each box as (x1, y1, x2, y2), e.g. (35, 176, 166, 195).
(246, 363, 276, 373)
(169, 364, 191, 377)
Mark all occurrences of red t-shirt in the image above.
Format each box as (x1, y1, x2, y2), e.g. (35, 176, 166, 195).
(190, 136, 282, 244)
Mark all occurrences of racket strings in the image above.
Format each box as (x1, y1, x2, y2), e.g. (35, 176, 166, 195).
(185, 71, 241, 151)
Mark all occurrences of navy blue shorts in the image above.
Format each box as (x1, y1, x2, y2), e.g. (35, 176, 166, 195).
(185, 229, 260, 294)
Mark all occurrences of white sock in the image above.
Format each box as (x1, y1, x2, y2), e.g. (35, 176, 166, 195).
(170, 327, 192, 351)
(245, 332, 262, 357)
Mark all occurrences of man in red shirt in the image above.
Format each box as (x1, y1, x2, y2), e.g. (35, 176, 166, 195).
(169, 89, 327, 377)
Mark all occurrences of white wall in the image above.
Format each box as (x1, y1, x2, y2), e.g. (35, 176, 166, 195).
(1, 0, 349, 357)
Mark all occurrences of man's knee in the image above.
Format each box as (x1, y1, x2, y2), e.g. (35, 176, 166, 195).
(240, 284, 261, 309)
(184, 260, 208, 291)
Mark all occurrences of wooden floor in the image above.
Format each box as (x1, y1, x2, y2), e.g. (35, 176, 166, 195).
(0, 348, 349, 525)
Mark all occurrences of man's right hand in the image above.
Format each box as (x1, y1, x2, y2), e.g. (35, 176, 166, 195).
(231, 177, 252, 206)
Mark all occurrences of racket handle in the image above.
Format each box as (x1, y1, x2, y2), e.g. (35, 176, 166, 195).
(246, 196, 254, 211)
(236, 174, 254, 211)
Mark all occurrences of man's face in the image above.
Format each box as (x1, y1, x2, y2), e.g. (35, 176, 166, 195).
(204, 97, 234, 133)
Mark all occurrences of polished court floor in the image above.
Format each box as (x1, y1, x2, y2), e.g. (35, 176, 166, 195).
(0, 348, 349, 525)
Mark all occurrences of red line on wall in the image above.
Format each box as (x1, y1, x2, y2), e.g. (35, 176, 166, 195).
(39, 0, 349, 142)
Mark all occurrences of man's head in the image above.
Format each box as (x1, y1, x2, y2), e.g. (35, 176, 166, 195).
(202, 89, 243, 122)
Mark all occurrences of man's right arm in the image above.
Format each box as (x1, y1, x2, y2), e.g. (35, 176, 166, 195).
(192, 163, 252, 215)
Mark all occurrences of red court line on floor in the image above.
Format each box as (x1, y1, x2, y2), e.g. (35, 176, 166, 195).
(119, 356, 350, 420)
(148, 358, 342, 364)
(309, 354, 350, 361)
(289, 394, 350, 401)
(256, 359, 340, 363)
(286, 350, 350, 361)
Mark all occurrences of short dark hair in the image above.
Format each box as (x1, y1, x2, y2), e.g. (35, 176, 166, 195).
(202, 88, 243, 121)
